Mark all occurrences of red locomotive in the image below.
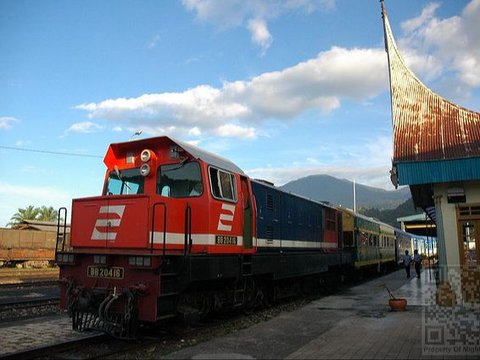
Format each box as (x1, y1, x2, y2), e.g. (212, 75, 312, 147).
(56, 136, 350, 338)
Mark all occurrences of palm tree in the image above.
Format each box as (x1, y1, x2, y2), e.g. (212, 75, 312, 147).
(36, 206, 58, 222)
(8, 205, 40, 226)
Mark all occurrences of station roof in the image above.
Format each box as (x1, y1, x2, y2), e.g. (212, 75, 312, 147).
(382, 4, 480, 188)
(396, 213, 436, 238)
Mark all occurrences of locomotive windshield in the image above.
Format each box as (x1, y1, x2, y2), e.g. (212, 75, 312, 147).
(105, 168, 144, 195)
(157, 161, 203, 198)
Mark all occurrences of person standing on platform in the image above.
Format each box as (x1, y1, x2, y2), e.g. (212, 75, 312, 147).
(403, 250, 412, 278)
(413, 249, 422, 278)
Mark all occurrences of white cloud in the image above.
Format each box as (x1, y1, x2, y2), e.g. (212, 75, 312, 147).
(182, 0, 246, 28)
(182, 0, 333, 27)
(398, 0, 480, 89)
(182, 0, 334, 53)
(0, 117, 20, 130)
(76, 1, 480, 142)
(246, 135, 394, 190)
(65, 121, 104, 134)
(147, 34, 161, 49)
(214, 123, 256, 138)
(247, 18, 272, 54)
(188, 126, 202, 136)
(76, 46, 387, 138)
(15, 139, 31, 147)
(401, 3, 440, 33)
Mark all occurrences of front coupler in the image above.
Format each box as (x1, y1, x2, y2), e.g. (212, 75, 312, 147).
(68, 285, 138, 340)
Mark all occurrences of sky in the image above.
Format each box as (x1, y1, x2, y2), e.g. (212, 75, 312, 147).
(1, 0, 479, 227)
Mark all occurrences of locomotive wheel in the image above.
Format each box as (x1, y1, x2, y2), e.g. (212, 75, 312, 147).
(243, 279, 257, 314)
(319, 275, 335, 294)
(300, 275, 319, 297)
(177, 291, 212, 325)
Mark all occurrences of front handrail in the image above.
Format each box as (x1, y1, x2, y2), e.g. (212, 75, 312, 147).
(55, 207, 68, 256)
(184, 203, 192, 256)
(151, 202, 167, 255)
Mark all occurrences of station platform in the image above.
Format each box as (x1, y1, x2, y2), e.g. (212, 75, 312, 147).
(163, 268, 480, 359)
(0, 314, 99, 358)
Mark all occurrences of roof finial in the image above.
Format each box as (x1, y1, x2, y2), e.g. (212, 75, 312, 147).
(380, 0, 386, 19)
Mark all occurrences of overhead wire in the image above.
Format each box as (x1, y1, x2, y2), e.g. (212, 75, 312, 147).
(0, 145, 103, 158)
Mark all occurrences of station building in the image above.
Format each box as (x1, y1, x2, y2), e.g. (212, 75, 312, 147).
(382, 3, 480, 304)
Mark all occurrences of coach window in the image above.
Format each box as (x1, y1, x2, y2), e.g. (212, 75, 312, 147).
(209, 167, 237, 202)
(360, 232, 368, 247)
(157, 162, 203, 198)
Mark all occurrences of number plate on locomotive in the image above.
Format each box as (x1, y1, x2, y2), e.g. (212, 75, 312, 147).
(87, 266, 124, 279)
(215, 235, 238, 245)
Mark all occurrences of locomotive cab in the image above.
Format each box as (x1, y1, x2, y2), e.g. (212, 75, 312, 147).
(62, 137, 255, 253)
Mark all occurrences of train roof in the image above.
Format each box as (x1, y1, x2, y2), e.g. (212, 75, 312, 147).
(106, 136, 245, 175)
(337, 207, 376, 222)
(251, 178, 339, 211)
(173, 137, 245, 175)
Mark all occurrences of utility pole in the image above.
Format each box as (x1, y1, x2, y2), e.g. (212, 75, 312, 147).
(353, 179, 356, 212)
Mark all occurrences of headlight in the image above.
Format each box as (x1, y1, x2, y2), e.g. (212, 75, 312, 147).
(140, 149, 151, 162)
(140, 163, 150, 176)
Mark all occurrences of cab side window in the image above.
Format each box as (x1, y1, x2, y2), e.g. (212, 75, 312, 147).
(209, 167, 237, 202)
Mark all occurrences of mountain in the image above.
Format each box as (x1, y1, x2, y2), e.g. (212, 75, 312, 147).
(360, 198, 423, 227)
(279, 174, 410, 210)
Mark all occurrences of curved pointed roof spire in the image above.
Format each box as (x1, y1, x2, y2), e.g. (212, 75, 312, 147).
(382, 1, 480, 164)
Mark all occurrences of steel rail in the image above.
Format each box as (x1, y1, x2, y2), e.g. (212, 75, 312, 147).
(0, 297, 59, 312)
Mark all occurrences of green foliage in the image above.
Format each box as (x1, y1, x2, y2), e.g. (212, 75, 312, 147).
(358, 198, 422, 227)
(8, 205, 58, 227)
(36, 206, 58, 222)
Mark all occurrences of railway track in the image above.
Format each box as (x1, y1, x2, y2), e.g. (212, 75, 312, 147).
(2, 332, 172, 360)
(1, 331, 107, 360)
(0, 267, 59, 285)
(32, 335, 164, 360)
(0, 297, 59, 312)
(0, 280, 57, 290)
(0, 292, 312, 359)
(0, 268, 60, 323)
(0, 297, 60, 323)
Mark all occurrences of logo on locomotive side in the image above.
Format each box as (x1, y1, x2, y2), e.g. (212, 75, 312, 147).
(217, 203, 236, 232)
(91, 205, 126, 240)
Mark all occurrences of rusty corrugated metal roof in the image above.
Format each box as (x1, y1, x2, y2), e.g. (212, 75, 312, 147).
(383, 6, 480, 163)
